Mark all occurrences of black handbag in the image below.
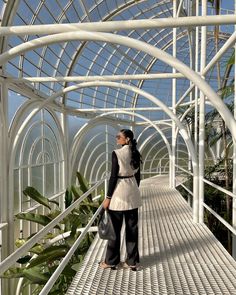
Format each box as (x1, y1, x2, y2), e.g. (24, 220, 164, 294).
(98, 209, 116, 240)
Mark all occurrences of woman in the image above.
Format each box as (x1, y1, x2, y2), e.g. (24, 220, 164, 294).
(99, 129, 142, 271)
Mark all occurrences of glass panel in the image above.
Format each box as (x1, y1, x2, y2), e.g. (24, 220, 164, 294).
(31, 166, 43, 194)
(45, 163, 54, 195)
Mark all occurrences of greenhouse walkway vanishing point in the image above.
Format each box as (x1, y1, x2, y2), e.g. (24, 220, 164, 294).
(66, 176, 236, 295)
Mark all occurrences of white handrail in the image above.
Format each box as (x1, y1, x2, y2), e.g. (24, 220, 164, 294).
(203, 178, 236, 199)
(0, 177, 107, 275)
(203, 203, 236, 236)
(177, 182, 193, 196)
(175, 164, 194, 176)
(39, 205, 103, 295)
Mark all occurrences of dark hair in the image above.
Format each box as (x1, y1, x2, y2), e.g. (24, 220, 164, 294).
(120, 129, 142, 169)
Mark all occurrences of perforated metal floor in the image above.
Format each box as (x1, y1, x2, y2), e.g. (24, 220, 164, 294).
(66, 176, 236, 295)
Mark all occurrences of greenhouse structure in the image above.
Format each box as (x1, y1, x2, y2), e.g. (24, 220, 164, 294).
(0, 0, 236, 294)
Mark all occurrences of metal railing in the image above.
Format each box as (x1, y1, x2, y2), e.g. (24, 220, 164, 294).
(175, 164, 236, 249)
(0, 177, 107, 295)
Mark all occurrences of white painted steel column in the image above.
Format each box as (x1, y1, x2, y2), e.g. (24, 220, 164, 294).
(60, 110, 68, 209)
(232, 0, 236, 259)
(170, 0, 177, 188)
(194, 0, 199, 153)
(0, 82, 13, 295)
(105, 125, 109, 198)
(199, 0, 207, 223)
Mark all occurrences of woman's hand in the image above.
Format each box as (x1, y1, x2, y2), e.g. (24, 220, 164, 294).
(103, 198, 111, 209)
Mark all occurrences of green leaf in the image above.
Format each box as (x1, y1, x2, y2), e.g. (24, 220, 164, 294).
(65, 189, 73, 208)
(227, 50, 235, 66)
(71, 261, 83, 272)
(23, 267, 50, 284)
(47, 210, 61, 220)
(70, 215, 83, 239)
(76, 172, 92, 201)
(15, 212, 60, 229)
(48, 200, 60, 207)
(17, 255, 32, 264)
(61, 264, 76, 276)
(28, 245, 68, 268)
(71, 185, 82, 200)
(29, 244, 44, 254)
(1, 267, 25, 278)
(23, 187, 51, 210)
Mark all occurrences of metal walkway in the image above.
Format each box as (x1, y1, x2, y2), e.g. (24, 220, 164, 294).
(66, 176, 236, 295)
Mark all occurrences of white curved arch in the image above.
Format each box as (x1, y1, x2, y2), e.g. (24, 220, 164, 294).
(77, 132, 103, 172)
(71, 110, 172, 181)
(143, 137, 173, 171)
(84, 143, 105, 177)
(1, 31, 236, 146)
(89, 152, 106, 184)
(139, 127, 171, 153)
(70, 119, 119, 181)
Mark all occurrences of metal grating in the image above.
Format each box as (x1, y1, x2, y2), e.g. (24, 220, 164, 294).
(66, 176, 236, 295)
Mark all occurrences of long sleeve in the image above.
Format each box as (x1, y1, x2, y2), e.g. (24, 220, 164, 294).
(134, 166, 141, 187)
(107, 151, 119, 198)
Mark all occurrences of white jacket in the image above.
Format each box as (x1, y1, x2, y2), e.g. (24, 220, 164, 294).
(109, 145, 142, 211)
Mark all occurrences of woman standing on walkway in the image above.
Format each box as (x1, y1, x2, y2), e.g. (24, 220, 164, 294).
(100, 129, 142, 271)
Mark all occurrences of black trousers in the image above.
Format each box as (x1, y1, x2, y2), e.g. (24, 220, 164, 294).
(105, 208, 139, 266)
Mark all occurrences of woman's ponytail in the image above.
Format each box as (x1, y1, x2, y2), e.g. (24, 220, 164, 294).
(120, 129, 142, 169)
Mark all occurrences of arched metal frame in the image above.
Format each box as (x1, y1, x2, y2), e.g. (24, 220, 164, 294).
(71, 110, 172, 180)
(2, 28, 236, 224)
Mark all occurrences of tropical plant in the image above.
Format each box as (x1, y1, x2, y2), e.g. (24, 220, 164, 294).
(1, 172, 103, 295)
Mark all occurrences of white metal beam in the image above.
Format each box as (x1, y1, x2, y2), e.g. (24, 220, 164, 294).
(0, 15, 235, 36)
(7, 73, 184, 83)
(0, 31, 234, 152)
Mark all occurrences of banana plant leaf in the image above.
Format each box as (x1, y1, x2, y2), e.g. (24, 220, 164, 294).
(76, 172, 92, 201)
(23, 267, 50, 284)
(61, 264, 77, 277)
(29, 244, 44, 254)
(76, 172, 89, 193)
(47, 210, 61, 219)
(65, 188, 73, 208)
(71, 259, 84, 272)
(15, 212, 61, 230)
(27, 245, 68, 268)
(17, 255, 32, 264)
(23, 187, 51, 210)
(1, 267, 25, 278)
(70, 215, 83, 238)
(48, 200, 60, 207)
(71, 185, 83, 200)
(227, 50, 235, 66)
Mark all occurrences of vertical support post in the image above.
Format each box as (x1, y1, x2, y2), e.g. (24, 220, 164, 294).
(194, 0, 199, 152)
(105, 125, 109, 197)
(170, 0, 177, 188)
(61, 110, 68, 208)
(232, 0, 236, 259)
(0, 82, 13, 294)
(198, 0, 207, 223)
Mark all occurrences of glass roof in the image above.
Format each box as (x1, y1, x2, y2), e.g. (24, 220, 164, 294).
(0, 0, 235, 122)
